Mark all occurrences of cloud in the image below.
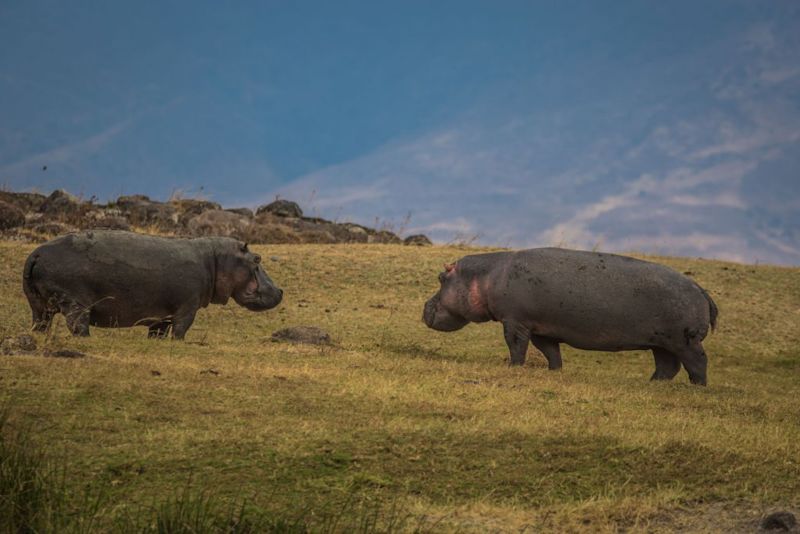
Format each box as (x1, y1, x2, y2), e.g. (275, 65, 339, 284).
(264, 14, 800, 265)
(0, 117, 133, 177)
(668, 191, 746, 209)
(743, 22, 776, 52)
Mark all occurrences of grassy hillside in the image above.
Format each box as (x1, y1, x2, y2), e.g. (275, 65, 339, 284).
(1, 242, 799, 532)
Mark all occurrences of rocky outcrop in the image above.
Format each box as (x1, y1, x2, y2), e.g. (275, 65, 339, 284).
(0, 189, 432, 246)
(256, 199, 302, 218)
(0, 201, 26, 230)
(186, 209, 250, 239)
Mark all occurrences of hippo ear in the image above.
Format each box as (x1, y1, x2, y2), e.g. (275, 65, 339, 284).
(240, 242, 248, 252)
(444, 263, 456, 273)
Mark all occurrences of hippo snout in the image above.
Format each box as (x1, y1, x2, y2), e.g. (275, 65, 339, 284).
(240, 281, 283, 311)
(422, 294, 469, 332)
(423, 297, 438, 327)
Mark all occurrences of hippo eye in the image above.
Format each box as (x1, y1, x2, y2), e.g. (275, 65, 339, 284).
(438, 272, 446, 284)
(253, 254, 261, 264)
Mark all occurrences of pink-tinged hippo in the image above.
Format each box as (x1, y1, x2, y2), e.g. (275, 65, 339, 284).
(23, 230, 282, 339)
(423, 248, 717, 385)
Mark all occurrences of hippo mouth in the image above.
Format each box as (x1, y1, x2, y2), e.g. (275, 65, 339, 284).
(241, 287, 283, 311)
(237, 271, 283, 311)
(423, 295, 469, 331)
(423, 298, 438, 328)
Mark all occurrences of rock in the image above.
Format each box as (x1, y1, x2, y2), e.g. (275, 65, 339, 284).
(186, 209, 251, 238)
(86, 208, 130, 230)
(89, 216, 131, 231)
(171, 198, 222, 225)
(1, 334, 37, 355)
(243, 222, 301, 244)
(116, 194, 151, 206)
(368, 230, 402, 244)
(342, 224, 369, 243)
(0, 200, 26, 229)
(256, 199, 303, 218)
(225, 207, 254, 218)
(404, 234, 432, 246)
(271, 326, 331, 345)
(114, 195, 179, 230)
(761, 511, 797, 531)
(0, 192, 47, 212)
(39, 189, 85, 220)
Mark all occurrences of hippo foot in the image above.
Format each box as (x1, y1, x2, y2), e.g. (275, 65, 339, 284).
(689, 376, 707, 386)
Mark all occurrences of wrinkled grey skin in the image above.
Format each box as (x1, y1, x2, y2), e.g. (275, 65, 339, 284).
(423, 248, 718, 385)
(23, 230, 283, 339)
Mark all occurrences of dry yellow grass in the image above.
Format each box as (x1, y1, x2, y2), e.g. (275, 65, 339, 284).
(1, 242, 799, 532)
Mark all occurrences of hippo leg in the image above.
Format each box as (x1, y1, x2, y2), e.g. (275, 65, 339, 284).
(675, 342, 708, 386)
(61, 301, 90, 337)
(170, 307, 198, 340)
(29, 298, 54, 333)
(650, 347, 681, 381)
(530, 335, 563, 370)
(503, 320, 530, 366)
(148, 321, 172, 339)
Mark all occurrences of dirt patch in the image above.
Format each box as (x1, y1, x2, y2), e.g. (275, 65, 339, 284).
(271, 326, 332, 345)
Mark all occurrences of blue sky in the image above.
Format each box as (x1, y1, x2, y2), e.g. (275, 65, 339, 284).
(1, 1, 799, 264)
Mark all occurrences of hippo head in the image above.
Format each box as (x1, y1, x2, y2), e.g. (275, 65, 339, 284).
(422, 263, 471, 331)
(213, 241, 283, 311)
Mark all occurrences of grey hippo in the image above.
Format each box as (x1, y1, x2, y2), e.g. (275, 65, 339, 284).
(423, 248, 717, 385)
(23, 230, 283, 339)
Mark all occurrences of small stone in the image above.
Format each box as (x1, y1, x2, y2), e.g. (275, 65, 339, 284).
(271, 326, 331, 345)
(761, 511, 796, 531)
(270, 256, 280, 262)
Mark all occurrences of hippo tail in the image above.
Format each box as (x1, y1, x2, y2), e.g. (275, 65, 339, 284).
(23, 252, 40, 297)
(698, 285, 718, 332)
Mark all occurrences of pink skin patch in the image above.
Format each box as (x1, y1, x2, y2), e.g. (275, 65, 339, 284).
(468, 277, 488, 315)
(245, 275, 259, 295)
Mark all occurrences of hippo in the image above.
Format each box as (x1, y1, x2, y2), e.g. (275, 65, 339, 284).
(22, 230, 283, 339)
(423, 248, 718, 385)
